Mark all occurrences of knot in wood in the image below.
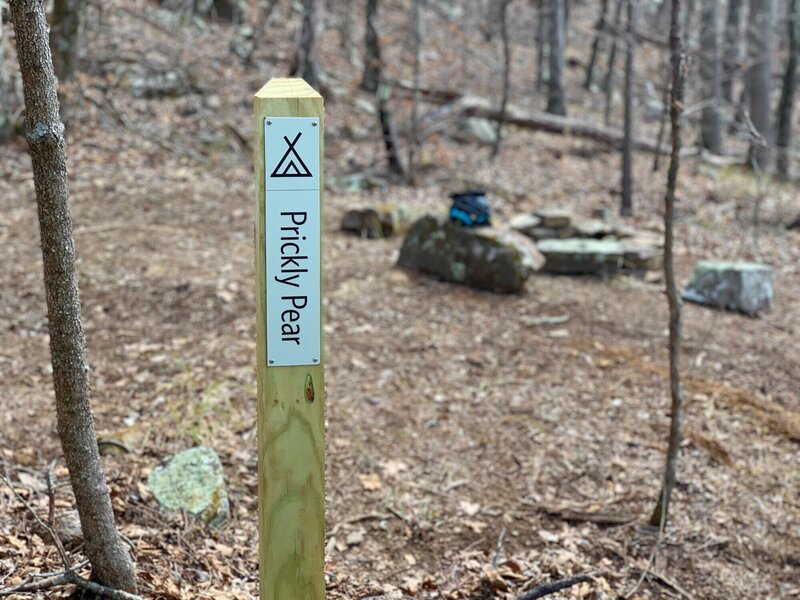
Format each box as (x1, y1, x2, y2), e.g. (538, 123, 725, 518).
(27, 122, 53, 143)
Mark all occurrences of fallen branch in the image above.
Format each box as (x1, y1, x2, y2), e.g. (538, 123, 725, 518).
(0, 475, 142, 600)
(516, 570, 608, 600)
(0, 569, 142, 599)
(394, 84, 747, 163)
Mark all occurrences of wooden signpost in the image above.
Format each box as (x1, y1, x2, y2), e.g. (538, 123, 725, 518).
(254, 78, 325, 600)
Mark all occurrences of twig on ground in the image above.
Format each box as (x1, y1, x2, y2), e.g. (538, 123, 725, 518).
(0, 475, 142, 599)
(46, 459, 57, 528)
(516, 570, 609, 600)
(1, 474, 70, 568)
(492, 526, 506, 570)
(0, 569, 142, 599)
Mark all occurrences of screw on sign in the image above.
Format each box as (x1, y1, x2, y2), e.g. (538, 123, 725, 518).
(254, 78, 325, 600)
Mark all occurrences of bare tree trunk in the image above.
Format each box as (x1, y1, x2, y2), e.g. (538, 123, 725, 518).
(361, 0, 381, 93)
(49, 0, 86, 81)
(492, 0, 512, 158)
(700, 0, 723, 153)
(620, 0, 635, 216)
(722, 0, 744, 102)
(746, 0, 776, 170)
(603, 0, 625, 125)
(535, 0, 548, 91)
(546, 0, 567, 115)
(9, 0, 137, 592)
(377, 83, 407, 177)
(652, 71, 670, 171)
(407, 0, 422, 181)
(584, 0, 609, 90)
(649, 0, 684, 529)
(775, 0, 799, 178)
(292, 0, 322, 88)
(0, 9, 12, 143)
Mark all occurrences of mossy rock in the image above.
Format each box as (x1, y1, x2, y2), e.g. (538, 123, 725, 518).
(147, 447, 230, 528)
(397, 216, 544, 293)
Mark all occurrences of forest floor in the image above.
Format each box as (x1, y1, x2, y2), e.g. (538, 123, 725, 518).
(1, 1, 799, 599)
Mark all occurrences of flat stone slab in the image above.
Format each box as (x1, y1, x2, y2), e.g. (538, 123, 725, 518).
(534, 208, 573, 229)
(682, 261, 774, 316)
(147, 447, 230, 528)
(537, 238, 625, 275)
(341, 204, 410, 239)
(398, 215, 544, 293)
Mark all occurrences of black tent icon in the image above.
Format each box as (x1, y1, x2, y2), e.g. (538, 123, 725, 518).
(271, 132, 312, 178)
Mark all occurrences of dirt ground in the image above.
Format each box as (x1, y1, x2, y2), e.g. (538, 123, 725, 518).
(1, 2, 799, 598)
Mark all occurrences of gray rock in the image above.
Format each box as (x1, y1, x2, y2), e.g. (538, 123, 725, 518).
(572, 218, 611, 239)
(537, 238, 625, 276)
(682, 261, 774, 316)
(620, 240, 662, 273)
(461, 117, 499, 144)
(127, 70, 189, 99)
(509, 213, 542, 236)
(341, 205, 409, 239)
(534, 208, 572, 228)
(147, 447, 229, 528)
(510, 214, 577, 240)
(398, 216, 544, 293)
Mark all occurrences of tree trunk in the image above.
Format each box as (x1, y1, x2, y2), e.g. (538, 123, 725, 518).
(620, 0, 635, 216)
(649, 0, 684, 529)
(9, 0, 137, 592)
(700, 0, 723, 153)
(361, 0, 381, 93)
(377, 83, 407, 177)
(775, 0, 799, 178)
(603, 0, 625, 125)
(407, 0, 422, 181)
(292, 0, 321, 88)
(584, 0, 609, 90)
(546, 0, 567, 115)
(492, 0, 512, 158)
(49, 0, 86, 81)
(535, 0, 548, 91)
(722, 0, 744, 102)
(0, 8, 12, 143)
(746, 0, 776, 170)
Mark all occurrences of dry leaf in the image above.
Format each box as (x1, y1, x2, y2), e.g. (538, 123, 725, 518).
(358, 473, 382, 491)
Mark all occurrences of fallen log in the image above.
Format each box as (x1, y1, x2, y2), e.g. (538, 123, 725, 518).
(449, 94, 672, 154)
(395, 82, 741, 159)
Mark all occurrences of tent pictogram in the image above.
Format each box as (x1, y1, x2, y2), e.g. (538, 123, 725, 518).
(271, 132, 313, 178)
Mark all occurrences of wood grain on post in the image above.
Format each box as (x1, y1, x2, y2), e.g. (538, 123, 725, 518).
(254, 78, 325, 600)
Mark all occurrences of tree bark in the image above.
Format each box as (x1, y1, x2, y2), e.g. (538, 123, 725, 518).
(620, 0, 635, 216)
(546, 0, 567, 115)
(0, 8, 12, 142)
(746, 0, 776, 170)
(361, 0, 381, 93)
(584, 0, 609, 90)
(535, 0, 548, 91)
(722, 0, 744, 102)
(492, 0, 512, 158)
(9, 0, 137, 592)
(292, 0, 322, 88)
(49, 0, 86, 81)
(603, 0, 625, 125)
(650, 0, 684, 529)
(775, 0, 799, 178)
(407, 0, 422, 181)
(700, 0, 723, 153)
(377, 84, 407, 177)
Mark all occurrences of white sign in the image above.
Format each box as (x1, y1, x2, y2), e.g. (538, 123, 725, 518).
(264, 117, 321, 367)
